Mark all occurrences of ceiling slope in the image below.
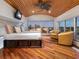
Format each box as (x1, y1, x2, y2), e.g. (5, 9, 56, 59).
(5, 0, 79, 17)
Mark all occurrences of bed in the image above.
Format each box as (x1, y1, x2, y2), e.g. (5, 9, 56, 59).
(4, 32, 42, 48)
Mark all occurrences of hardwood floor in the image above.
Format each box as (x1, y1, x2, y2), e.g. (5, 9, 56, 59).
(0, 36, 77, 59)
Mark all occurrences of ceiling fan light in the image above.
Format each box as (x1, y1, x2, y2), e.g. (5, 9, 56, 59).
(32, 10, 35, 14)
(48, 10, 51, 13)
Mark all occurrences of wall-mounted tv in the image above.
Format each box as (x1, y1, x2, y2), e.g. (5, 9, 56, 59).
(14, 10, 22, 20)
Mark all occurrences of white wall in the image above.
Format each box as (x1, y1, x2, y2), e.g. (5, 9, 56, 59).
(0, 23, 6, 35)
(0, 0, 15, 19)
(28, 15, 54, 21)
(0, 0, 20, 25)
(55, 5, 79, 21)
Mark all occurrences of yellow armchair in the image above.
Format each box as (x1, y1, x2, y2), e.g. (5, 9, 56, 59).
(50, 30, 60, 39)
(58, 31, 74, 46)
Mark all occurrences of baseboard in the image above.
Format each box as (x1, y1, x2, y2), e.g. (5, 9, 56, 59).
(73, 41, 79, 47)
(72, 47, 79, 52)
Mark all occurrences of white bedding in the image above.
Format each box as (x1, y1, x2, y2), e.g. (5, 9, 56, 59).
(4, 32, 42, 40)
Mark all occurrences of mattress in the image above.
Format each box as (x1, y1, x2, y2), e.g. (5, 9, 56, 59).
(4, 32, 42, 40)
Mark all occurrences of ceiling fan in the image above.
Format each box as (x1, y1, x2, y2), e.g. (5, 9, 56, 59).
(34, 0, 51, 10)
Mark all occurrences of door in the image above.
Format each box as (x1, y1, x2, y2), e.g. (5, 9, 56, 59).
(77, 18, 79, 41)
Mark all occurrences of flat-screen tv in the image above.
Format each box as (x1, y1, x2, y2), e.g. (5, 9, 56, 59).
(14, 10, 22, 20)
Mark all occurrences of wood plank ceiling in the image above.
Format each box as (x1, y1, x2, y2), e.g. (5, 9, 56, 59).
(5, 0, 79, 17)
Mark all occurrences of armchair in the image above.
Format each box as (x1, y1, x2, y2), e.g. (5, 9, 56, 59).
(58, 31, 74, 46)
(50, 30, 60, 39)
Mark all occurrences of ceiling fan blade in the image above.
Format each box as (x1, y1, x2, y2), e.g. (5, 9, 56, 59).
(34, 0, 51, 10)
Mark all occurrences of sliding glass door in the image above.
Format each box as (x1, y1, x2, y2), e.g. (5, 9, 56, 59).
(77, 17, 79, 40)
(66, 19, 74, 31)
(59, 21, 65, 32)
(59, 18, 74, 32)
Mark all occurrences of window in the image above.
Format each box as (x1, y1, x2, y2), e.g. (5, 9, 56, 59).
(74, 17, 79, 41)
(27, 20, 54, 32)
(77, 17, 79, 35)
(66, 19, 74, 31)
(28, 21, 53, 28)
(59, 21, 65, 32)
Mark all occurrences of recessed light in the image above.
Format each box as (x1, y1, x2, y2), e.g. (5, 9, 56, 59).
(48, 10, 51, 14)
(32, 10, 35, 14)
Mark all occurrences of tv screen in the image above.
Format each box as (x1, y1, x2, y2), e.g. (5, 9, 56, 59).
(14, 10, 22, 20)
